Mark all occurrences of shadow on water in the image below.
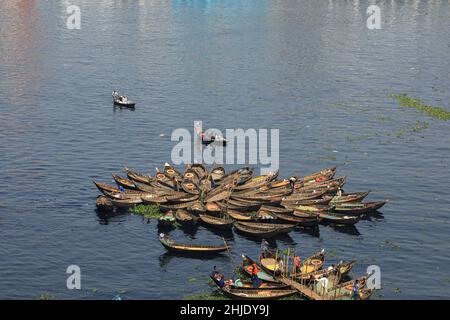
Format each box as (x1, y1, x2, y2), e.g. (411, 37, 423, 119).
(360, 212, 385, 222)
(295, 226, 320, 238)
(113, 105, 135, 113)
(95, 209, 128, 225)
(329, 225, 361, 236)
(158, 251, 230, 270)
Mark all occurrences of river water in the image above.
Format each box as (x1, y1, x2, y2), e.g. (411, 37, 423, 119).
(0, 0, 449, 299)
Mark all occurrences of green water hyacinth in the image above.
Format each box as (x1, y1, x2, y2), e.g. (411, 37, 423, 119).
(389, 94, 450, 121)
(129, 204, 162, 219)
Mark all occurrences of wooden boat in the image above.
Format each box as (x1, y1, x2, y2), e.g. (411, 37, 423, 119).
(241, 255, 279, 283)
(158, 199, 199, 211)
(335, 260, 356, 277)
(95, 195, 113, 211)
(334, 201, 387, 215)
(199, 214, 233, 229)
(237, 221, 294, 231)
(183, 168, 200, 184)
(181, 181, 200, 195)
(187, 201, 206, 214)
(140, 193, 168, 204)
(275, 213, 321, 227)
(163, 163, 182, 179)
(112, 91, 135, 108)
(175, 209, 198, 226)
(205, 202, 222, 214)
(281, 196, 333, 207)
(318, 212, 360, 225)
(259, 205, 293, 214)
(204, 187, 232, 203)
(158, 211, 176, 227)
(216, 167, 252, 186)
(112, 173, 137, 189)
(164, 193, 198, 203)
(159, 239, 228, 254)
(234, 222, 290, 238)
(189, 164, 208, 179)
(290, 204, 334, 213)
(327, 274, 373, 300)
(211, 166, 225, 182)
(109, 196, 142, 208)
(259, 254, 283, 275)
(210, 276, 290, 290)
(234, 171, 278, 191)
(300, 251, 325, 274)
(330, 191, 370, 204)
(297, 176, 347, 191)
(226, 210, 257, 221)
(93, 181, 143, 196)
(292, 210, 320, 218)
(298, 167, 337, 184)
(256, 208, 277, 221)
(220, 287, 297, 300)
(123, 167, 152, 185)
(218, 199, 261, 212)
(283, 189, 328, 201)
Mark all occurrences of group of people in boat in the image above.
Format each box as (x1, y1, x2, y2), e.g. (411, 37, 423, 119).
(112, 90, 129, 103)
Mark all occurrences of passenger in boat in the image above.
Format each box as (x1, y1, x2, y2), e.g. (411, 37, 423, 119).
(173, 176, 179, 191)
(260, 239, 269, 256)
(293, 256, 301, 274)
(211, 266, 220, 279)
(251, 262, 260, 279)
(351, 280, 360, 300)
(337, 188, 343, 197)
(289, 176, 297, 188)
(159, 232, 168, 242)
(327, 264, 335, 272)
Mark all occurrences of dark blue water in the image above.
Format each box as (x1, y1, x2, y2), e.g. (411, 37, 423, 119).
(1, 0, 449, 299)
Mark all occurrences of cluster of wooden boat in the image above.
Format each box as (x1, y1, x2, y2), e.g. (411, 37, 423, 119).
(209, 249, 374, 300)
(94, 164, 387, 235)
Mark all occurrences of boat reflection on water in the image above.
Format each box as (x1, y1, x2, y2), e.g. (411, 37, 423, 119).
(158, 250, 231, 270)
(295, 226, 320, 238)
(95, 209, 128, 225)
(329, 225, 361, 236)
(113, 105, 136, 113)
(360, 211, 385, 222)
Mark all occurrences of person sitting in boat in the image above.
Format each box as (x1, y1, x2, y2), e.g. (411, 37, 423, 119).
(251, 262, 260, 279)
(260, 239, 269, 257)
(224, 279, 234, 287)
(337, 187, 343, 197)
(211, 266, 220, 279)
(289, 176, 298, 188)
(217, 274, 225, 288)
(351, 280, 360, 300)
(327, 264, 335, 272)
(293, 256, 301, 274)
(159, 232, 168, 242)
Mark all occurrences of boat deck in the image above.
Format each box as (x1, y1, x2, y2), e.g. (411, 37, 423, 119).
(278, 277, 331, 300)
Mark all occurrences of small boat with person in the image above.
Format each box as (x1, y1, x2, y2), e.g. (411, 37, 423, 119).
(112, 90, 136, 108)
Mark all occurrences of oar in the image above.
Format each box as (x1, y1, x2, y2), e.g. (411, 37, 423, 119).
(222, 237, 236, 277)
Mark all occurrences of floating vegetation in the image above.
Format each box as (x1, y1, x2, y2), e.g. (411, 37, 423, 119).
(411, 121, 429, 133)
(380, 240, 401, 250)
(318, 155, 337, 162)
(389, 94, 450, 121)
(129, 204, 161, 219)
(37, 293, 55, 300)
(396, 129, 405, 138)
